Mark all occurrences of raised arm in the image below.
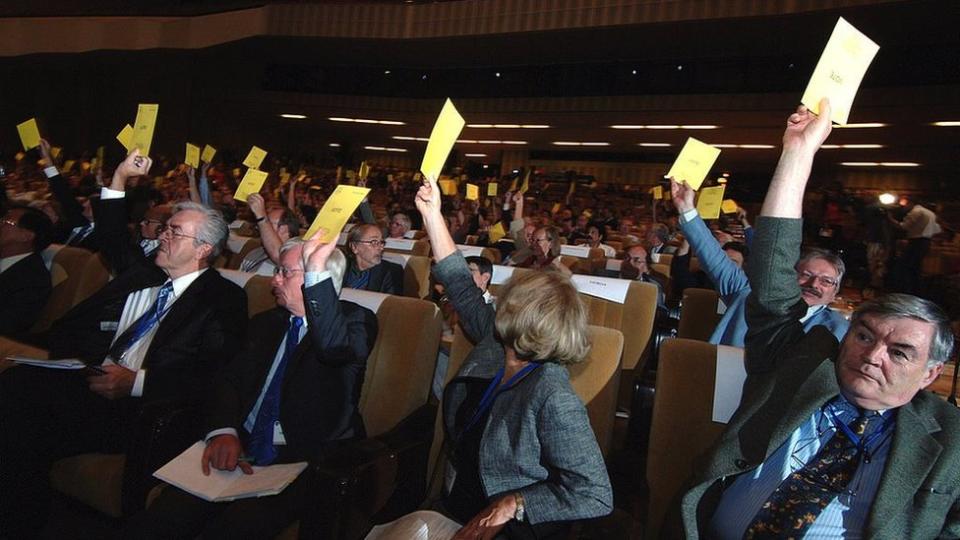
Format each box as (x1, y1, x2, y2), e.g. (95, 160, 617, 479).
(40, 139, 87, 229)
(97, 150, 155, 273)
(186, 166, 202, 203)
(247, 193, 284, 265)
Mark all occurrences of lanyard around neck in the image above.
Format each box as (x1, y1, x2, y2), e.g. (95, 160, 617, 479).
(826, 406, 893, 464)
(461, 363, 540, 436)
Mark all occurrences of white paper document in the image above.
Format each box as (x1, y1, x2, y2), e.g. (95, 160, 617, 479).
(365, 510, 461, 540)
(712, 345, 747, 424)
(385, 238, 416, 251)
(560, 244, 592, 258)
(153, 442, 307, 502)
(8, 356, 86, 370)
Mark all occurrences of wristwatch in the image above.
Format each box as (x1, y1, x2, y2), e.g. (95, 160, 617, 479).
(513, 492, 526, 522)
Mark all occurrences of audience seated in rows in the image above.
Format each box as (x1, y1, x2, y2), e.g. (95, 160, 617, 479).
(0, 205, 54, 340)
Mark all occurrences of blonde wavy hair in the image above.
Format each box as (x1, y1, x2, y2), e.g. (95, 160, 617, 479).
(495, 270, 591, 365)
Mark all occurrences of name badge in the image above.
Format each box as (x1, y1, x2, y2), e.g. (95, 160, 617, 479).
(273, 421, 287, 445)
(100, 321, 119, 332)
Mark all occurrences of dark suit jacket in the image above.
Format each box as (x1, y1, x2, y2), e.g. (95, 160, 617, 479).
(0, 252, 51, 340)
(94, 197, 152, 274)
(679, 217, 960, 539)
(202, 280, 377, 462)
(48, 173, 99, 252)
(349, 259, 403, 296)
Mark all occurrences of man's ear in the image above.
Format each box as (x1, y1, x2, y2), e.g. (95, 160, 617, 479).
(196, 243, 213, 263)
(919, 363, 944, 389)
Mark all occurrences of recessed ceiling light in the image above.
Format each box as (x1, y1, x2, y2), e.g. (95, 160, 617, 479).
(392, 136, 429, 142)
(712, 144, 738, 148)
(638, 143, 672, 147)
(609, 124, 718, 130)
(680, 125, 719, 130)
(841, 144, 884, 149)
(466, 124, 493, 128)
(646, 125, 680, 130)
(835, 123, 888, 128)
(280, 114, 307, 119)
(840, 162, 880, 166)
(932, 121, 960, 127)
(495, 72, 501, 78)
(880, 162, 920, 167)
(552, 141, 610, 146)
(328, 143, 340, 147)
(501, 141, 528, 145)
(364, 146, 407, 152)
(328, 117, 406, 126)
(738, 144, 775, 149)
(466, 124, 550, 129)
(464, 153, 487, 157)
(722, 172, 730, 177)
(610, 125, 646, 129)
(521, 125, 549, 129)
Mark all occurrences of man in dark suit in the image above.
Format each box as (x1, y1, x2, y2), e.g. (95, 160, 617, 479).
(39, 138, 100, 252)
(0, 205, 54, 340)
(0, 150, 248, 537)
(124, 234, 378, 539)
(679, 100, 960, 538)
(344, 223, 403, 295)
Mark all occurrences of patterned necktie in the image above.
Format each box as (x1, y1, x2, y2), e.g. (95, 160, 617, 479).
(743, 410, 874, 539)
(67, 223, 92, 245)
(107, 282, 174, 363)
(246, 316, 304, 465)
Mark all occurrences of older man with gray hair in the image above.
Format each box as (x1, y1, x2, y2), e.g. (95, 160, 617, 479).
(125, 234, 378, 539)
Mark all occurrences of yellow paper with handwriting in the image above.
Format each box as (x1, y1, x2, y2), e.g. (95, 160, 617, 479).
(131, 104, 159, 156)
(185, 143, 200, 168)
(243, 146, 267, 170)
(487, 183, 498, 196)
(304, 185, 372, 242)
(16, 118, 41, 150)
(439, 180, 458, 196)
(801, 17, 879, 125)
(117, 124, 134, 151)
(201, 144, 217, 163)
(420, 99, 465, 180)
(234, 168, 268, 202)
(466, 183, 479, 201)
(489, 222, 507, 243)
(358, 161, 370, 181)
(696, 185, 726, 220)
(721, 199, 739, 214)
(667, 138, 721, 191)
(650, 186, 663, 200)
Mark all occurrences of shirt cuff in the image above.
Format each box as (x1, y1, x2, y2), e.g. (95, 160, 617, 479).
(205, 428, 239, 442)
(44, 166, 60, 178)
(130, 369, 146, 397)
(680, 208, 699, 223)
(304, 270, 332, 288)
(101, 187, 126, 200)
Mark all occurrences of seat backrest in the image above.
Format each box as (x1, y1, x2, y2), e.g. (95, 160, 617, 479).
(218, 269, 276, 318)
(650, 253, 673, 268)
(384, 238, 431, 258)
(487, 265, 533, 297)
(224, 236, 262, 270)
(575, 279, 658, 371)
(31, 245, 110, 334)
(646, 338, 726, 538)
(381, 253, 432, 299)
(677, 288, 723, 341)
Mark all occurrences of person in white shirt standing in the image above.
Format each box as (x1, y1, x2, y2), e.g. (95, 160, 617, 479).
(889, 196, 940, 295)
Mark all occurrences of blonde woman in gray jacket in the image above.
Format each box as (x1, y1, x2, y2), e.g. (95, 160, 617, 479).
(416, 175, 613, 540)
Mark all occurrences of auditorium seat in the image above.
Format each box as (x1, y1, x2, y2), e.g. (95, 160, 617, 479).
(31, 244, 110, 337)
(384, 238, 431, 257)
(218, 269, 276, 317)
(223, 235, 261, 270)
(381, 253, 432, 299)
(676, 288, 723, 341)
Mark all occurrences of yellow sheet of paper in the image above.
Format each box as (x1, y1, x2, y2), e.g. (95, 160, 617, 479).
(234, 168, 269, 202)
(420, 99, 465, 180)
(667, 138, 721, 190)
(185, 143, 200, 168)
(650, 186, 663, 200)
(116, 125, 134, 151)
(62, 160, 75, 172)
(96, 146, 105, 165)
(304, 185, 372, 242)
(509, 177, 518, 192)
(16, 118, 41, 150)
(201, 144, 217, 163)
(489, 222, 507, 243)
(519, 169, 531, 194)
(801, 17, 880, 125)
(439, 180, 458, 196)
(243, 146, 267, 169)
(551, 202, 562, 214)
(358, 161, 370, 181)
(487, 183, 498, 196)
(696, 185, 726, 220)
(51, 147, 62, 159)
(131, 104, 159, 156)
(721, 199, 739, 214)
(466, 183, 479, 201)
(567, 182, 576, 197)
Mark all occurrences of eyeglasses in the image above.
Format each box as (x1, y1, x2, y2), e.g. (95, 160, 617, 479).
(1, 218, 18, 228)
(158, 224, 201, 242)
(354, 239, 386, 247)
(273, 266, 304, 279)
(798, 270, 839, 288)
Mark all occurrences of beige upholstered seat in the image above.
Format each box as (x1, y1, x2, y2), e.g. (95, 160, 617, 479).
(218, 269, 275, 318)
(32, 245, 110, 336)
(646, 338, 726, 538)
(677, 288, 723, 341)
(381, 253, 432, 299)
(223, 237, 262, 270)
(384, 238, 431, 258)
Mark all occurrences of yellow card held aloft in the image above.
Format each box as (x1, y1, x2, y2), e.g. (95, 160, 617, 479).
(16, 118, 41, 151)
(234, 168, 269, 202)
(358, 161, 370, 181)
(185, 143, 200, 168)
(201, 144, 217, 163)
(519, 169, 531, 194)
(466, 183, 479, 201)
(696, 185, 726, 220)
(62, 159, 75, 172)
(667, 138, 721, 191)
(489, 222, 507, 243)
(420, 99, 465, 180)
(51, 147, 62, 159)
(650, 186, 663, 200)
(721, 199, 739, 214)
(131, 104, 159, 156)
(801, 17, 879, 125)
(439, 179, 458, 196)
(487, 183, 498, 196)
(243, 146, 267, 169)
(304, 185, 372, 242)
(116, 124, 134, 151)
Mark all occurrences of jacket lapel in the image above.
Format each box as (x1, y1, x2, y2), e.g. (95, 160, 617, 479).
(146, 270, 213, 358)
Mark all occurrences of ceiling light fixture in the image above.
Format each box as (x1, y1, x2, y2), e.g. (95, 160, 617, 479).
(840, 162, 880, 166)
(880, 162, 920, 167)
(465, 124, 550, 129)
(878, 193, 897, 205)
(638, 143, 672, 147)
(328, 143, 340, 147)
(610, 124, 718, 130)
(364, 146, 407, 152)
(932, 121, 960, 127)
(280, 114, 307, 119)
(328, 117, 406, 126)
(464, 153, 487, 157)
(552, 141, 610, 146)
(834, 123, 888, 128)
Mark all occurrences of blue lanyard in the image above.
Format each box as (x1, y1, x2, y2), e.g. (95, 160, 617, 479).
(826, 406, 893, 464)
(462, 363, 540, 435)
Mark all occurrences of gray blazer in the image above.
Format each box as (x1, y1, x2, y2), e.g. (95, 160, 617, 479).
(433, 252, 613, 525)
(678, 217, 960, 539)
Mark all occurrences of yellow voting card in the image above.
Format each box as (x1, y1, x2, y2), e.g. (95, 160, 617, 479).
(487, 183, 498, 196)
(667, 138, 721, 191)
(117, 124, 134, 151)
(696, 185, 726, 219)
(489, 222, 507, 243)
(234, 168, 268, 202)
(304, 185, 371, 242)
(131, 104, 159, 156)
(551, 202, 562, 214)
(466, 183, 479, 201)
(420, 99, 465, 180)
(185, 143, 200, 168)
(721, 199, 739, 214)
(201, 144, 217, 163)
(243, 146, 267, 169)
(509, 177, 518, 192)
(567, 182, 576, 197)
(358, 161, 370, 181)
(62, 160, 75, 172)
(51, 147, 62, 159)
(16, 118, 41, 150)
(650, 186, 663, 200)
(519, 169, 531, 194)
(439, 179, 458, 196)
(801, 17, 879, 125)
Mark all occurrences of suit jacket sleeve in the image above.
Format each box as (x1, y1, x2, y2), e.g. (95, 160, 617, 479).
(382, 262, 403, 296)
(681, 214, 749, 301)
(94, 197, 147, 274)
(0, 255, 51, 338)
(432, 251, 496, 344)
(303, 279, 377, 367)
(47, 173, 89, 230)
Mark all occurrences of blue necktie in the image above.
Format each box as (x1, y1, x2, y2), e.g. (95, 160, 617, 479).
(108, 282, 174, 363)
(247, 316, 304, 465)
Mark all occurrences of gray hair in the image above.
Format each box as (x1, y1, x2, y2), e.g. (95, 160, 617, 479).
(391, 212, 412, 232)
(280, 237, 348, 295)
(173, 201, 228, 264)
(851, 293, 955, 367)
(796, 247, 846, 287)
